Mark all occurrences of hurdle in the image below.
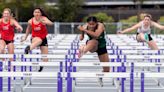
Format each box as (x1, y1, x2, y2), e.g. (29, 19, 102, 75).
(0, 71, 63, 92)
(67, 51, 164, 92)
(21, 54, 66, 80)
(14, 45, 55, 49)
(110, 42, 164, 46)
(67, 49, 163, 55)
(66, 72, 164, 92)
(2, 34, 164, 92)
(67, 61, 164, 92)
(67, 48, 164, 72)
(68, 54, 164, 60)
(0, 54, 68, 92)
(0, 56, 65, 92)
(2, 61, 164, 92)
(0, 62, 2, 92)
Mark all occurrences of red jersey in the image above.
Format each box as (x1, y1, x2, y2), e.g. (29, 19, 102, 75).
(0, 19, 15, 41)
(31, 17, 48, 39)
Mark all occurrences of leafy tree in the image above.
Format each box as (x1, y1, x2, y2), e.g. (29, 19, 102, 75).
(83, 12, 114, 22)
(133, 0, 147, 21)
(56, 0, 83, 22)
(0, 0, 47, 21)
(120, 15, 138, 34)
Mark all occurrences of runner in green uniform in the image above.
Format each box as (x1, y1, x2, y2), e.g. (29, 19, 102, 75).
(78, 16, 110, 86)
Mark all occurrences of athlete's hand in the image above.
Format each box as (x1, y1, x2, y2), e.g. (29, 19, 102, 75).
(78, 25, 85, 32)
(16, 27, 23, 32)
(79, 35, 84, 41)
(117, 31, 124, 34)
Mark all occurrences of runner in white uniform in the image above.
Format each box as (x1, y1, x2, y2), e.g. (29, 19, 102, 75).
(118, 14, 164, 50)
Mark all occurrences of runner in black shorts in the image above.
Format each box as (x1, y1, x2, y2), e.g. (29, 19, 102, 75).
(78, 16, 110, 86)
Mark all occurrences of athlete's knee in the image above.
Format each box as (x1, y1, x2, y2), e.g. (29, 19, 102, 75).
(0, 47, 5, 53)
(103, 67, 110, 72)
(89, 46, 97, 53)
(43, 58, 48, 62)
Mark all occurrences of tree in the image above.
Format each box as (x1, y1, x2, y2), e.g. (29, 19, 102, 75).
(0, 0, 47, 21)
(83, 12, 114, 22)
(133, 0, 147, 21)
(57, 0, 84, 22)
(120, 15, 138, 34)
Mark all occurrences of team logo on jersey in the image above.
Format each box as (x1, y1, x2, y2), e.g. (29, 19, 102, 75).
(34, 27, 41, 31)
(2, 26, 9, 30)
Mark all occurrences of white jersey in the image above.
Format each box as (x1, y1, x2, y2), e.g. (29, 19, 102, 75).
(137, 21, 151, 34)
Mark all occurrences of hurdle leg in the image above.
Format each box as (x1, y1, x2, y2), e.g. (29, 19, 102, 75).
(121, 63, 126, 92)
(130, 73, 134, 92)
(113, 78, 120, 92)
(72, 77, 75, 92)
(8, 61, 11, 92)
(112, 78, 115, 86)
(13, 61, 17, 92)
(29, 78, 32, 85)
(141, 72, 144, 92)
(73, 60, 77, 86)
(0, 62, 3, 92)
(157, 59, 160, 86)
(57, 72, 63, 92)
(21, 55, 25, 85)
(121, 78, 125, 92)
(0, 77, 2, 92)
(67, 73, 72, 92)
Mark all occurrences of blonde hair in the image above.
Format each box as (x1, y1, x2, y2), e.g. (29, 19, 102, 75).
(2, 8, 15, 19)
(3, 8, 12, 14)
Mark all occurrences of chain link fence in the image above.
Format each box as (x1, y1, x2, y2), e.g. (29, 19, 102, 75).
(18, 22, 164, 34)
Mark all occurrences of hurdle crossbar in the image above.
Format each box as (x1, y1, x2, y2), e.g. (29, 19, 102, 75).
(71, 62, 164, 67)
(0, 72, 59, 77)
(11, 62, 61, 66)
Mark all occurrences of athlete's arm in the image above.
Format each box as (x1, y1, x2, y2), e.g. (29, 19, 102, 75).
(120, 22, 141, 34)
(21, 19, 32, 42)
(12, 19, 23, 32)
(41, 17, 53, 26)
(83, 23, 104, 39)
(151, 21, 164, 30)
(78, 24, 88, 40)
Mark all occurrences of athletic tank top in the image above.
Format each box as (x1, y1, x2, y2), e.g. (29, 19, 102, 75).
(87, 23, 106, 48)
(31, 17, 48, 39)
(0, 18, 15, 41)
(137, 21, 151, 34)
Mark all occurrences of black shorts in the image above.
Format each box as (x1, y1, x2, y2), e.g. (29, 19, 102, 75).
(40, 37, 48, 46)
(31, 37, 48, 47)
(0, 38, 14, 45)
(86, 40, 107, 55)
(136, 33, 153, 41)
(96, 46, 108, 55)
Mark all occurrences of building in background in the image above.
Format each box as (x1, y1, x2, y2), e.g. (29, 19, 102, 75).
(46, 0, 164, 21)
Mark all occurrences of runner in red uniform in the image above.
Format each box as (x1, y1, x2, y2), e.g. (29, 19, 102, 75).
(0, 8, 22, 62)
(21, 7, 53, 72)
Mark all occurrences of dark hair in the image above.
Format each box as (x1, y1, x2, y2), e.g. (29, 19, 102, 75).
(87, 16, 97, 23)
(34, 7, 48, 18)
